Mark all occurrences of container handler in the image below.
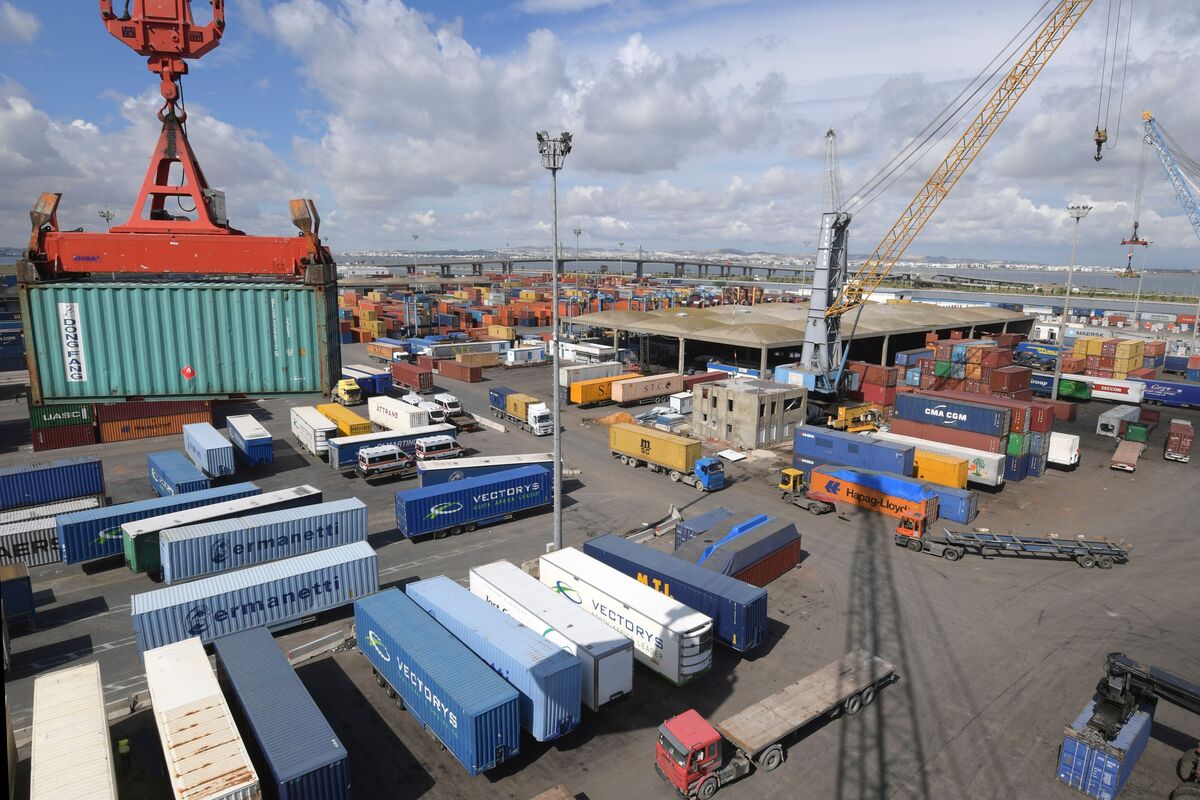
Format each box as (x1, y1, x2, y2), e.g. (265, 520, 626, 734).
(609, 424, 724, 492)
(776, 467, 931, 539)
(655, 650, 897, 798)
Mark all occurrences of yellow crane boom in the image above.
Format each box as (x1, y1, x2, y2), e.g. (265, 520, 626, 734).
(827, 0, 1093, 317)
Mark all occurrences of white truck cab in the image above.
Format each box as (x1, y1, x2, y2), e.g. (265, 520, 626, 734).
(433, 392, 463, 416)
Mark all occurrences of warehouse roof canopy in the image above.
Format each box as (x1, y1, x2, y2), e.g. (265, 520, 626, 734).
(569, 301, 1033, 349)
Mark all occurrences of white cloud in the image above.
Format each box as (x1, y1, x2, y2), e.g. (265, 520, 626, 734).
(517, 0, 610, 12)
(0, 2, 38, 43)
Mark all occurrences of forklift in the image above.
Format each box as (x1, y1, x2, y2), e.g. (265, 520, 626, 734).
(826, 403, 883, 433)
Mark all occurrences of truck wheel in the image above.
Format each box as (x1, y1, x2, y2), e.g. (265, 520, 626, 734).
(761, 744, 784, 772)
(697, 777, 719, 799)
(844, 693, 863, 716)
(375, 672, 386, 688)
(806, 503, 824, 516)
(942, 547, 962, 562)
(464, 523, 477, 533)
(434, 529, 449, 540)
(861, 685, 876, 707)
(627, 458, 638, 468)
(695, 482, 707, 492)
(450, 526, 464, 536)
(1076, 554, 1096, 569)
(1096, 555, 1114, 569)
(385, 684, 396, 699)
(906, 539, 923, 553)
(395, 695, 405, 711)
(669, 470, 682, 482)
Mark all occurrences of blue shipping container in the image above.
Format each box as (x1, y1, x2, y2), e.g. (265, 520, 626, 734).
(406, 576, 581, 742)
(583, 533, 768, 653)
(131, 541, 378, 652)
(1163, 354, 1189, 373)
(57, 482, 260, 564)
(1003, 454, 1029, 482)
(147, 451, 211, 497)
(226, 416, 274, 466)
(894, 348, 932, 367)
(488, 387, 517, 410)
(395, 465, 551, 539)
(340, 369, 376, 398)
(1028, 453, 1048, 477)
(1130, 377, 1200, 408)
(214, 627, 350, 800)
(159, 498, 366, 584)
(0, 456, 105, 512)
(183, 423, 236, 477)
(894, 394, 1011, 437)
(1057, 699, 1153, 800)
(929, 485, 979, 524)
(673, 507, 736, 550)
(355, 590, 521, 775)
(793, 427, 915, 476)
(0, 566, 34, 622)
(816, 467, 939, 505)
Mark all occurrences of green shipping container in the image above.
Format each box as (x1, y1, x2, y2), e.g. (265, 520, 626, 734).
(1060, 379, 1092, 401)
(1005, 432, 1029, 456)
(1124, 423, 1150, 444)
(22, 281, 340, 403)
(29, 402, 94, 429)
(934, 360, 952, 378)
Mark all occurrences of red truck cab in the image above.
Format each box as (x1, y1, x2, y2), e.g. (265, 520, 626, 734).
(656, 710, 736, 798)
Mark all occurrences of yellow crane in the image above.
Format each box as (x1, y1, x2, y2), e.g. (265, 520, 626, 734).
(798, 1, 1093, 392)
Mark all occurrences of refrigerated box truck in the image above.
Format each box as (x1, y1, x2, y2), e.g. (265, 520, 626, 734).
(355, 589, 522, 776)
(407, 576, 582, 742)
(469, 560, 634, 711)
(291, 406, 338, 458)
(538, 547, 713, 685)
(582, 534, 767, 653)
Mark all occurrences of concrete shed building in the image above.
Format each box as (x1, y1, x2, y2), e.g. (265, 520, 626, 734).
(691, 378, 807, 450)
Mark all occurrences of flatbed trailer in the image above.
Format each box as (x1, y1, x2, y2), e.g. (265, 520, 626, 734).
(899, 527, 1130, 569)
(448, 414, 481, 433)
(656, 650, 897, 797)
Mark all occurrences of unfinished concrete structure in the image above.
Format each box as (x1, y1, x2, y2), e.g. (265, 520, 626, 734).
(691, 378, 807, 450)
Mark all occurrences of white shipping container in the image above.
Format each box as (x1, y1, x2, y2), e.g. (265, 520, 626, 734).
(1048, 432, 1081, 466)
(290, 406, 338, 456)
(871, 430, 1005, 487)
(669, 392, 693, 415)
(122, 486, 322, 552)
(470, 560, 634, 711)
(225, 414, 270, 442)
(1096, 405, 1141, 437)
(368, 396, 429, 431)
(30, 662, 117, 800)
(0, 495, 102, 524)
(558, 360, 624, 387)
(538, 548, 713, 685)
(144, 638, 261, 800)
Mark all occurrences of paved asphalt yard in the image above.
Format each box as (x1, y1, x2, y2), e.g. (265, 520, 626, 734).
(2, 342, 1198, 800)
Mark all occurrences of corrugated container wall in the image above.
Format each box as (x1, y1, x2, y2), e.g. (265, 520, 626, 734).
(793, 427, 915, 475)
(0, 495, 100, 524)
(583, 534, 768, 653)
(226, 415, 274, 466)
(131, 541, 378, 652)
(1056, 699, 1153, 800)
(159, 498, 368, 584)
(183, 423, 236, 477)
(1, 519, 61, 567)
(22, 280, 339, 402)
(676, 517, 802, 587)
(29, 662, 118, 800)
(58, 482, 260, 565)
(674, 507, 736, 550)
(406, 576, 582, 742)
(894, 394, 1011, 438)
(147, 450, 211, 497)
(395, 465, 551, 538)
(0, 457, 105, 512)
(214, 628, 349, 800)
(31, 423, 97, 451)
(354, 589, 521, 775)
(143, 638, 260, 800)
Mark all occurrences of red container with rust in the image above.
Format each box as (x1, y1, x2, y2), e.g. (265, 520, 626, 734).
(1165, 420, 1193, 462)
(682, 372, 725, 390)
(862, 365, 898, 387)
(32, 423, 97, 451)
(732, 536, 803, 588)
(1029, 402, 1054, 433)
(981, 348, 1013, 368)
(861, 382, 896, 407)
(390, 362, 434, 393)
(437, 361, 482, 383)
(989, 365, 1032, 393)
(888, 417, 1006, 453)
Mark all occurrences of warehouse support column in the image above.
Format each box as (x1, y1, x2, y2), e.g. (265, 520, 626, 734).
(969, 325, 976, 338)
(881, 335, 890, 366)
(760, 347, 768, 378)
(613, 329, 619, 351)
(678, 337, 686, 374)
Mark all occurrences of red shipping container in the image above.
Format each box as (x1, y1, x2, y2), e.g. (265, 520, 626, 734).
(888, 418, 1005, 453)
(981, 348, 1013, 368)
(1176, 315, 1197, 327)
(862, 365, 898, 387)
(94, 399, 211, 422)
(682, 372, 725, 390)
(925, 332, 939, 346)
(1038, 398, 1076, 422)
(731, 536, 803, 588)
(861, 382, 896, 407)
(1029, 402, 1054, 433)
(32, 423, 97, 451)
(1099, 355, 1115, 369)
(1129, 367, 1157, 379)
(919, 358, 937, 376)
(1085, 355, 1101, 370)
(1188, 355, 1200, 369)
(989, 365, 1031, 393)
(390, 362, 433, 393)
(1143, 339, 1168, 356)
(436, 361, 483, 383)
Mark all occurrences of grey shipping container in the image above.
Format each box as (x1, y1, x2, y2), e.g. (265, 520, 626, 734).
(183, 423, 236, 477)
(131, 541, 378, 652)
(355, 589, 521, 776)
(673, 507, 735, 550)
(214, 627, 349, 800)
(0, 496, 101, 525)
(584, 533, 768, 653)
(676, 516, 803, 587)
(159, 498, 368, 584)
(0, 457, 105, 512)
(406, 576, 582, 742)
(0, 518, 61, 567)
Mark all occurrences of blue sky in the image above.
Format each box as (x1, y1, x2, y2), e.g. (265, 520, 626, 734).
(2, 0, 1199, 268)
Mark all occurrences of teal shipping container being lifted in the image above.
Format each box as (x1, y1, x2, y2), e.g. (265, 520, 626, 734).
(21, 281, 340, 403)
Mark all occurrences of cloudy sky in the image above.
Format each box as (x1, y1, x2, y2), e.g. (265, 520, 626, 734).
(2, 0, 1198, 267)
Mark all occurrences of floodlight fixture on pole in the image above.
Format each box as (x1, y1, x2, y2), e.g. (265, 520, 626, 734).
(537, 130, 572, 552)
(99, 209, 115, 231)
(573, 227, 582, 270)
(1051, 202, 1092, 401)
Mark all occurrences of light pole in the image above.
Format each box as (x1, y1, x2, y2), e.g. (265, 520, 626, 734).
(573, 227, 582, 271)
(99, 209, 115, 231)
(537, 130, 572, 553)
(619, 241, 625, 276)
(1052, 203, 1091, 401)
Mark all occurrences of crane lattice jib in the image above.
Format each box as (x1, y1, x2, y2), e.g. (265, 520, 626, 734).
(827, 0, 1092, 317)
(1143, 112, 1200, 243)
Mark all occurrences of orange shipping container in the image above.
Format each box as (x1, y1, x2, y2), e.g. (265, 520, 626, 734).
(569, 372, 641, 406)
(99, 409, 213, 443)
(807, 468, 938, 521)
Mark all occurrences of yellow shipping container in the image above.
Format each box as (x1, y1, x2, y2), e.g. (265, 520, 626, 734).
(913, 450, 968, 489)
(457, 352, 500, 367)
(1072, 339, 1089, 356)
(570, 373, 640, 405)
(488, 324, 516, 341)
(1087, 338, 1104, 355)
(519, 290, 540, 301)
(506, 393, 541, 419)
(315, 403, 372, 436)
(609, 423, 701, 473)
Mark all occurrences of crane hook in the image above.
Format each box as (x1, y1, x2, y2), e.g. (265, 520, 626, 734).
(1094, 127, 1108, 161)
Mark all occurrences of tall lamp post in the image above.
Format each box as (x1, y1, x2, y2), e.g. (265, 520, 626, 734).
(537, 130, 572, 552)
(573, 227, 582, 271)
(99, 209, 115, 231)
(1052, 202, 1091, 401)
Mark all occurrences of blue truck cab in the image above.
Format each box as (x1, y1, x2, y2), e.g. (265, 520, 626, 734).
(695, 456, 726, 491)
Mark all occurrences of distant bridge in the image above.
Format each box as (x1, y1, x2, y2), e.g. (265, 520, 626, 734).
(346, 256, 813, 280)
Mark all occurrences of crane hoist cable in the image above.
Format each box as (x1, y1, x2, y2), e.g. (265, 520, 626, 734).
(845, 1, 1054, 215)
(1093, 0, 1134, 160)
